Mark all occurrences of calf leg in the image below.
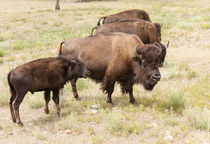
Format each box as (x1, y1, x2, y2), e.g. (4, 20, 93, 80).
(120, 81, 136, 104)
(102, 75, 115, 104)
(52, 89, 60, 115)
(13, 89, 27, 126)
(9, 92, 17, 123)
(70, 78, 79, 99)
(44, 90, 50, 114)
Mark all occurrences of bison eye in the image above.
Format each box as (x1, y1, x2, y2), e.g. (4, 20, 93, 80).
(142, 60, 148, 68)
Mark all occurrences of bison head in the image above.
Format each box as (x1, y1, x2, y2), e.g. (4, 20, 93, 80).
(66, 59, 90, 79)
(133, 43, 162, 90)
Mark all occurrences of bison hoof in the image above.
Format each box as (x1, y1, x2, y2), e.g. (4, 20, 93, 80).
(12, 118, 16, 123)
(44, 109, 49, 114)
(129, 98, 136, 104)
(18, 122, 24, 127)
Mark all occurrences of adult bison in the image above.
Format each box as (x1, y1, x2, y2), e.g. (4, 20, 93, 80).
(97, 9, 151, 26)
(92, 20, 162, 44)
(59, 32, 162, 104)
(8, 57, 90, 126)
(91, 19, 169, 67)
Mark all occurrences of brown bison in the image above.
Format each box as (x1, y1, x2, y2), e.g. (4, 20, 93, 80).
(92, 20, 162, 44)
(91, 20, 169, 67)
(8, 57, 90, 126)
(97, 9, 151, 26)
(59, 32, 162, 104)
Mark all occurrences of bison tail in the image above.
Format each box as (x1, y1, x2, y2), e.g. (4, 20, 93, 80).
(7, 72, 16, 103)
(97, 17, 105, 26)
(90, 27, 97, 36)
(58, 41, 65, 56)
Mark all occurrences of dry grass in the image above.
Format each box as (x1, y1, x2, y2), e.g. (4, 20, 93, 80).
(0, 0, 209, 143)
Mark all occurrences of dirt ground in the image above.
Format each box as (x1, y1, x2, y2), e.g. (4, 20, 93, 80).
(0, 0, 209, 144)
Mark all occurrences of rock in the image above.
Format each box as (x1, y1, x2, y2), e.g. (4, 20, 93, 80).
(65, 129, 73, 135)
(91, 109, 98, 114)
(164, 130, 173, 141)
(91, 104, 100, 109)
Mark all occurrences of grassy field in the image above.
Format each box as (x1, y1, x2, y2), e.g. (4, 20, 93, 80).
(0, 0, 209, 143)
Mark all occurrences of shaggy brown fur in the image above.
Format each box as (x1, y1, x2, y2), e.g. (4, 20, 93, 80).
(92, 20, 161, 44)
(91, 20, 169, 67)
(59, 32, 162, 104)
(8, 57, 89, 126)
(97, 9, 151, 26)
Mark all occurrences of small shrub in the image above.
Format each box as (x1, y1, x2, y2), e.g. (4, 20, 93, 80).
(34, 131, 48, 141)
(27, 94, 44, 109)
(200, 23, 210, 29)
(12, 40, 26, 50)
(58, 112, 78, 130)
(76, 79, 89, 91)
(168, 67, 183, 79)
(187, 107, 210, 131)
(187, 70, 197, 79)
(159, 90, 186, 113)
(0, 94, 8, 107)
(0, 50, 4, 57)
(91, 136, 104, 144)
(0, 59, 3, 64)
(105, 111, 125, 135)
(123, 124, 143, 135)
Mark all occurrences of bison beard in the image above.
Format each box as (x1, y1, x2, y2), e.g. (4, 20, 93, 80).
(59, 32, 162, 104)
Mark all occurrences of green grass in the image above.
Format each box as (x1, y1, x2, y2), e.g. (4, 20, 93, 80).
(26, 93, 45, 109)
(0, 50, 4, 57)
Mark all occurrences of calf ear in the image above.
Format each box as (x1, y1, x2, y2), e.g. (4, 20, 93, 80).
(68, 60, 77, 67)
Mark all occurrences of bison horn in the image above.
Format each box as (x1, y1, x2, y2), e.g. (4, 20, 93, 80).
(155, 42, 161, 48)
(166, 41, 169, 48)
(134, 43, 141, 55)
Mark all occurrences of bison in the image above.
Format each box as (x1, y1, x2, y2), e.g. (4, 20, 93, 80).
(8, 57, 90, 126)
(59, 32, 162, 104)
(91, 20, 169, 67)
(92, 20, 162, 44)
(97, 9, 151, 26)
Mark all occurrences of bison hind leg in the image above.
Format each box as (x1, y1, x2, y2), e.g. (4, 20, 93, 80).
(13, 89, 27, 126)
(9, 90, 17, 123)
(102, 75, 115, 104)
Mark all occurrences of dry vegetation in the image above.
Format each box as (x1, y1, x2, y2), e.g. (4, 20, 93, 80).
(0, 0, 209, 143)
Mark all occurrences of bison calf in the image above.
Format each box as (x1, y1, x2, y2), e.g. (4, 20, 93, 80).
(8, 57, 90, 126)
(97, 9, 151, 26)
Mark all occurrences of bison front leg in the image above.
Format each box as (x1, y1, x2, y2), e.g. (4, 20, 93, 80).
(120, 81, 136, 104)
(102, 75, 115, 104)
(44, 90, 50, 114)
(52, 89, 60, 115)
(70, 78, 79, 100)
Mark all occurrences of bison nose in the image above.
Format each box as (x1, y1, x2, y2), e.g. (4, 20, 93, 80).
(83, 70, 90, 78)
(151, 74, 161, 82)
(158, 62, 163, 67)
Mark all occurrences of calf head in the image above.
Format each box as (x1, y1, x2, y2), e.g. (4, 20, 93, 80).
(133, 43, 162, 90)
(65, 59, 90, 79)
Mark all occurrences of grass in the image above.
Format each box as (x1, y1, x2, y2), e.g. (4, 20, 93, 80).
(186, 107, 210, 131)
(26, 93, 45, 109)
(0, 0, 209, 143)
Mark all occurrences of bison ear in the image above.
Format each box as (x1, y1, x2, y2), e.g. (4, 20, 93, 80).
(154, 23, 161, 30)
(68, 60, 77, 67)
